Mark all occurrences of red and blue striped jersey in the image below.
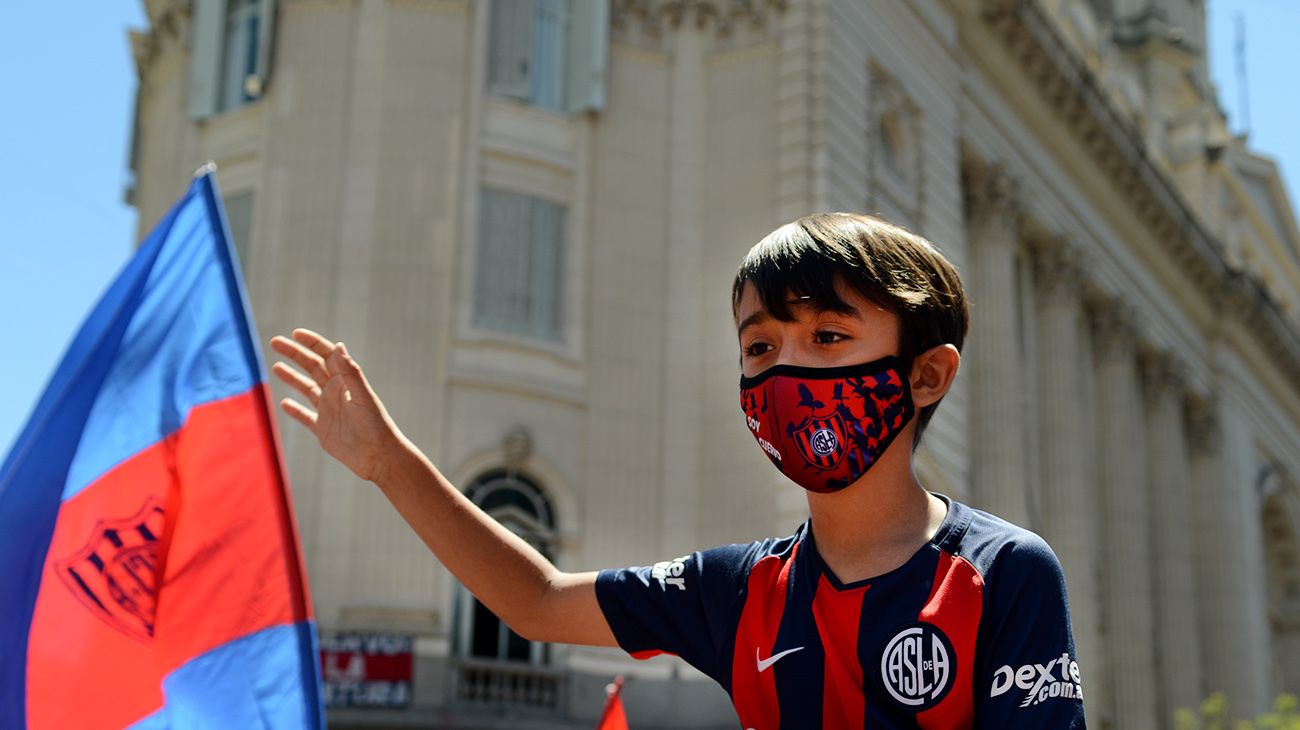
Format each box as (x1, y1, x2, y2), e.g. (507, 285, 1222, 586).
(595, 497, 1086, 729)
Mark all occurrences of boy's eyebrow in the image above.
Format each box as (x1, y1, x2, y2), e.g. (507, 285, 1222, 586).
(737, 301, 862, 337)
(737, 311, 771, 338)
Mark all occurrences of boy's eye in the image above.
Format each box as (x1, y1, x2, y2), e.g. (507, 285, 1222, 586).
(813, 330, 847, 345)
(744, 342, 773, 358)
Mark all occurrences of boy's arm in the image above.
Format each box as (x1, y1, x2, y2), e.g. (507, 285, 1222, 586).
(270, 329, 617, 648)
(974, 539, 1087, 728)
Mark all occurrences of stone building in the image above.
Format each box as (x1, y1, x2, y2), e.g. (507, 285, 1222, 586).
(127, 0, 1300, 727)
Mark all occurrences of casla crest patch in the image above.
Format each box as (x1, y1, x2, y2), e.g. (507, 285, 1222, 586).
(54, 497, 166, 644)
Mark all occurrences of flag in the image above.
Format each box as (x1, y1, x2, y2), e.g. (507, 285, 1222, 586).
(0, 168, 323, 728)
(596, 675, 629, 730)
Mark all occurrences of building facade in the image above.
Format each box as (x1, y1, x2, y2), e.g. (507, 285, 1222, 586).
(128, 0, 1300, 727)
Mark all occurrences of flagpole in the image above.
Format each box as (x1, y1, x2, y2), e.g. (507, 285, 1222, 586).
(193, 164, 324, 725)
(596, 675, 628, 730)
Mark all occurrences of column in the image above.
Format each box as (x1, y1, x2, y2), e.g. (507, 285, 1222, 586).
(1140, 354, 1203, 716)
(660, 22, 706, 556)
(1032, 239, 1105, 715)
(963, 162, 1031, 527)
(1187, 399, 1273, 716)
(1090, 300, 1159, 729)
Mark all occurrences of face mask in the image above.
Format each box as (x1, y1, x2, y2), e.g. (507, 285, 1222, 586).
(739, 355, 915, 493)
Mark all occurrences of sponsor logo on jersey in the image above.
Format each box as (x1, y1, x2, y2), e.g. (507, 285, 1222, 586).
(756, 645, 804, 673)
(990, 653, 1084, 708)
(880, 622, 955, 709)
(650, 555, 691, 591)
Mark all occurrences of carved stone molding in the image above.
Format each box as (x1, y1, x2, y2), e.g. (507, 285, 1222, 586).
(1031, 235, 1084, 303)
(612, 0, 789, 37)
(962, 161, 1022, 245)
(134, 0, 190, 80)
(1184, 396, 1221, 452)
(1088, 297, 1139, 361)
(1138, 350, 1189, 405)
(501, 425, 534, 468)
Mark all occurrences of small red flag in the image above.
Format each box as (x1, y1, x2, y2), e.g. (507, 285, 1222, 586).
(596, 675, 629, 730)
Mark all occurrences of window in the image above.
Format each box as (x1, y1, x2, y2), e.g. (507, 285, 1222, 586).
(486, 0, 609, 113)
(188, 0, 277, 119)
(456, 471, 556, 664)
(221, 0, 263, 111)
(474, 188, 566, 342)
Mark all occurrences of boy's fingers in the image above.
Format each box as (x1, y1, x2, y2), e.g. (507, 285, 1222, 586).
(332, 343, 374, 401)
(271, 362, 322, 406)
(279, 398, 319, 431)
(291, 328, 337, 360)
(270, 335, 330, 384)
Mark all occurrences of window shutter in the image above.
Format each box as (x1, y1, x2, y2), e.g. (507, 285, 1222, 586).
(528, 199, 565, 340)
(505, 193, 532, 331)
(221, 3, 250, 110)
(532, 0, 568, 110)
(248, 0, 276, 99)
(476, 189, 531, 333)
(488, 0, 534, 100)
(565, 0, 608, 113)
(188, 0, 227, 119)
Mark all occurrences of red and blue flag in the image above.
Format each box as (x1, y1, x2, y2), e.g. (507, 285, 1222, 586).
(0, 169, 323, 728)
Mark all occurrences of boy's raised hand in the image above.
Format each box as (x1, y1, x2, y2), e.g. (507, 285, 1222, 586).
(269, 329, 402, 483)
(270, 329, 616, 649)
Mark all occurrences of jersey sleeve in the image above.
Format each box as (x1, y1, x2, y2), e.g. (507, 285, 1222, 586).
(974, 537, 1087, 728)
(595, 541, 757, 682)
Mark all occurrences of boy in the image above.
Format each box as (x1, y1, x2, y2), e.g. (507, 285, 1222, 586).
(271, 213, 1086, 728)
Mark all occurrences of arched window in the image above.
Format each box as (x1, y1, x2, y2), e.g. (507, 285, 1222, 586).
(454, 470, 556, 666)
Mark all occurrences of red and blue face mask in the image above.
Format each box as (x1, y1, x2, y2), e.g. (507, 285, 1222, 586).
(739, 355, 916, 493)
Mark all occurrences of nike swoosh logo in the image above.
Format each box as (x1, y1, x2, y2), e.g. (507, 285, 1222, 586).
(756, 646, 804, 672)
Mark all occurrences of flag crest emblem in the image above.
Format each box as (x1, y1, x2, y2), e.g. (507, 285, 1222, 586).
(54, 498, 165, 644)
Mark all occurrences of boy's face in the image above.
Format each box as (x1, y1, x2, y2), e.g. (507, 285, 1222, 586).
(735, 279, 902, 378)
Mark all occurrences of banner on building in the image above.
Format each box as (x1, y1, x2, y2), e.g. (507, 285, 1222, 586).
(320, 631, 415, 708)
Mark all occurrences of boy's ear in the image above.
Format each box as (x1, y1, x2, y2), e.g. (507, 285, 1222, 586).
(909, 344, 960, 408)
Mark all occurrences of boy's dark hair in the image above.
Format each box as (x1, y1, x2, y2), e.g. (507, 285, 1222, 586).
(731, 212, 969, 446)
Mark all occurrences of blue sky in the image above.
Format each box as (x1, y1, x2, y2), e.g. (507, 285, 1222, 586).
(1, 1, 1298, 455)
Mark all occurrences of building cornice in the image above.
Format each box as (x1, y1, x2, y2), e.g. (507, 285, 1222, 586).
(612, 0, 788, 37)
(1109, 8, 1199, 55)
(980, 0, 1300, 387)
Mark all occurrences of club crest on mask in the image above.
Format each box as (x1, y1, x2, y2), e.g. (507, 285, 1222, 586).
(792, 410, 848, 469)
